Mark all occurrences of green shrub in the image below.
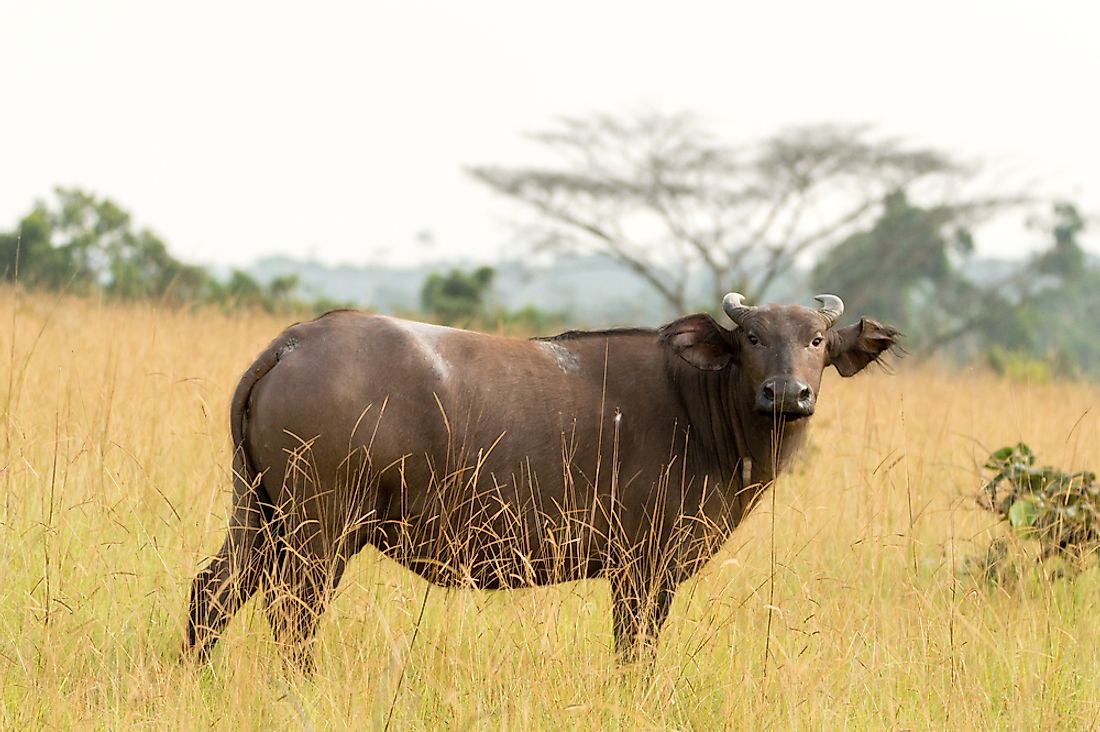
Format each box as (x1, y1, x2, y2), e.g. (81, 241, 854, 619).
(974, 443, 1100, 578)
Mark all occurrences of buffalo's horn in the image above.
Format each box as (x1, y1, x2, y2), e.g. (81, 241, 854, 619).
(814, 294, 844, 328)
(722, 292, 753, 326)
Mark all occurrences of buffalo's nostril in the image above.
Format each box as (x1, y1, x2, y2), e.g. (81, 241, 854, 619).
(756, 379, 814, 417)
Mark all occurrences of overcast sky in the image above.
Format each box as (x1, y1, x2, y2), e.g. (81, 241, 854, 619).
(1, 1, 1096, 268)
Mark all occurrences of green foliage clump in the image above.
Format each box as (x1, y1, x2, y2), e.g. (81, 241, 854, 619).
(985, 347, 1055, 384)
(1034, 202, 1086, 281)
(979, 443, 1100, 563)
(418, 266, 565, 333)
(420, 266, 495, 324)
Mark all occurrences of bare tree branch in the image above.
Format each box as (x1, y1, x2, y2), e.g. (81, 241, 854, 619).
(470, 110, 998, 316)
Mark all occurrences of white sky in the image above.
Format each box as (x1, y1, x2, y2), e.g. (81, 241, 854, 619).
(1, 1, 1097, 268)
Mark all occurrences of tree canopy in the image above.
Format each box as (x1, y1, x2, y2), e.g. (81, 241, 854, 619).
(0, 187, 312, 312)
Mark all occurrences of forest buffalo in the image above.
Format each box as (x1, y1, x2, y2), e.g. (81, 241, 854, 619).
(185, 293, 899, 668)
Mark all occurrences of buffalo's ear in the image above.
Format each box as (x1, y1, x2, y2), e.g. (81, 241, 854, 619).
(658, 314, 735, 371)
(828, 317, 901, 377)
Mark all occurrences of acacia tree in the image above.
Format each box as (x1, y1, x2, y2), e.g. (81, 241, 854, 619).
(470, 111, 984, 313)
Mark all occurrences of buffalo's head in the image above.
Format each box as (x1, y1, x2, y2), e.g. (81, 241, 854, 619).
(660, 293, 900, 419)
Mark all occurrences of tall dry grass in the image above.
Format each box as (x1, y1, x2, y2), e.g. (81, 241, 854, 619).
(2, 287, 1100, 729)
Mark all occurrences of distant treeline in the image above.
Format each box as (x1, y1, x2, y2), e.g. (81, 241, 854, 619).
(0, 187, 569, 332)
(0, 187, 348, 315)
(3, 184, 1099, 379)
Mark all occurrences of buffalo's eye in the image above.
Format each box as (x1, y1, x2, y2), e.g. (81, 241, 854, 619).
(811, 335, 824, 347)
(747, 333, 760, 346)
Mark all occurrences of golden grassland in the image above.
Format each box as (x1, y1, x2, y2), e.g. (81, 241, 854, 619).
(2, 288, 1100, 730)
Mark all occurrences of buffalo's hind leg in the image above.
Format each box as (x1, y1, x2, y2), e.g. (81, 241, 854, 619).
(185, 480, 277, 663)
(265, 513, 354, 673)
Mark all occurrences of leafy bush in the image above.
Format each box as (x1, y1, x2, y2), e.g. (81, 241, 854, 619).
(977, 443, 1100, 564)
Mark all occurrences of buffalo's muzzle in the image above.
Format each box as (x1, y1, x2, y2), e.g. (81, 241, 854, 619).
(755, 377, 815, 417)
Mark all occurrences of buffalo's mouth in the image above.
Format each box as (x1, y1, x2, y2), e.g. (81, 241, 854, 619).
(754, 406, 814, 421)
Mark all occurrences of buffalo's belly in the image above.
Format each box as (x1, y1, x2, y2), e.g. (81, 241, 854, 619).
(367, 500, 608, 589)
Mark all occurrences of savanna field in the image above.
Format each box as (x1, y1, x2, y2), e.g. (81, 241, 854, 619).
(4, 288, 1100, 730)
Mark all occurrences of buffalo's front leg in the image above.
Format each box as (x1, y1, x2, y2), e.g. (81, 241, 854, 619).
(610, 568, 676, 665)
